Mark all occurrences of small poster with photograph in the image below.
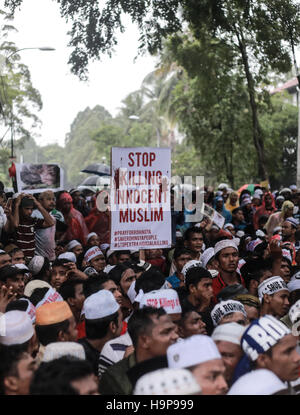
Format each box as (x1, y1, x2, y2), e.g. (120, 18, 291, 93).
(15, 163, 64, 194)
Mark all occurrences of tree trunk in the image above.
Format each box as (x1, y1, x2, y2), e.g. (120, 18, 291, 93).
(236, 30, 269, 181)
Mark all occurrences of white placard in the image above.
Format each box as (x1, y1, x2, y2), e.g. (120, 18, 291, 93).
(110, 147, 171, 250)
(201, 203, 225, 229)
(15, 163, 64, 194)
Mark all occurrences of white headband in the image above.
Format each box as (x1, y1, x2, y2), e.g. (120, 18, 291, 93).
(139, 289, 182, 314)
(257, 276, 288, 303)
(84, 246, 104, 263)
(211, 300, 247, 327)
(35, 287, 64, 309)
(289, 300, 300, 325)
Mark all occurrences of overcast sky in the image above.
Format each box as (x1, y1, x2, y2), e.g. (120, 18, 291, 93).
(1, 0, 157, 147)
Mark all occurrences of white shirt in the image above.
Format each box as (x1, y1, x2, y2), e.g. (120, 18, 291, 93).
(32, 209, 56, 261)
(98, 331, 132, 378)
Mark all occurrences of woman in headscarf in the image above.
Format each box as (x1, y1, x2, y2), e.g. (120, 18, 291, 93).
(56, 191, 89, 245)
(84, 190, 110, 246)
(264, 200, 295, 237)
(253, 192, 276, 230)
(213, 196, 232, 224)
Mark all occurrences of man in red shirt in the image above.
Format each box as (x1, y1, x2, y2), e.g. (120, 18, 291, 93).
(213, 240, 245, 302)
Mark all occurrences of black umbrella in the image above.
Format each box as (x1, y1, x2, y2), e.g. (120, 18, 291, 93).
(81, 163, 110, 176)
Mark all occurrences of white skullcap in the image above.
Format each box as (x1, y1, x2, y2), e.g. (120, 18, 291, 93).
(66, 240, 81, 251)
(84, 246, 104, 263)
(236, 230, 245, 238)
(134, 368, 201, 395)
(224, 223, 234, 230)
(254, 189, 263, 196)
(100, 243, 110, 251)
(127, 280, 137, 304)
(232, 237, 240, 247)
(218, 183, 228, 190)
(290, 185, 297, 191)
(291, 271, 300, 281)
(182, 260, 202, 278)
(83, 290, 119, 320)
(228, 369, 286, 395)
(0, 311, 34, 346)
(287, 279, 300, 293)
(87, 233, 97, 241)
(28, 256, 45, 276)
(214, 240, 238, 256)
(211, 300, 247, 327)
(139, 289, 182, 314)
(212, 322, 246, 345)
(106, 249, 116, 259)
(208, 269, 219, 278)
(35, 287, 64, 309)
(273, 226, 282, 234)
(201, 248, 215, 269)
(83, 266, 98, 277)
(282, 249, 292, 264)
(176, 231, 183, 238)
(241, 315, 291, 361)
(289, 300, 300, 325)
(103, 264, 115, 274)
(42, 342, 86, 363)
(211, 224, 220, 231)
(58, 252, 77, 263)
(18, 298, 36, 324)
(24, 279, 51, 297)
(13, 263, 29, 272)
(167, 335, 221, 369)
(257, 276, 288, 303)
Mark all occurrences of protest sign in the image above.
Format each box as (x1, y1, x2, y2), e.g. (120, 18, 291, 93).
(201, 203, 225, 229)
(110, 147, 171, 250)
(15, 163, 64, 194)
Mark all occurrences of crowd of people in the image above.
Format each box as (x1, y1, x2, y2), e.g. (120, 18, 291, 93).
(0, 180, 300, 395)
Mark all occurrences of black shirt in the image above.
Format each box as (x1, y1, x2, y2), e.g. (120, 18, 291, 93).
(78, 337, 100, 376)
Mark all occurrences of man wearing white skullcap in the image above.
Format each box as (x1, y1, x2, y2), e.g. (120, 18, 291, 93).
(167, 334, 228, 395)
(134, 368, 201, 395)
(213, 239, 245, 303)
(240, 315, 300, 388)
(258, 276, 290, 319)
(66, 240, 83, 258)
(58, 252, 77, 263)
(228, 369, 287, 395)
(79, 290, 123, 376)
(212, 322, 245, 385)
(86, 232, 100, 248)
(83, 246, 106, 273)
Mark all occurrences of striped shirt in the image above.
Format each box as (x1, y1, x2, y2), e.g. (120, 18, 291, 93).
(16, 217, 44, 260)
